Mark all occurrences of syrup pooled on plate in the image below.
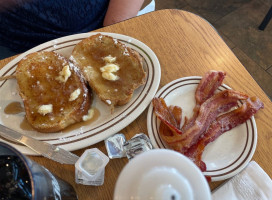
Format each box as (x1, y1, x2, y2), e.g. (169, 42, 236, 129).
(20, 117, 35, 131)
(62, 107, 100, 133)
(4, 101, 24, 115)
(0, 155, 32, 200)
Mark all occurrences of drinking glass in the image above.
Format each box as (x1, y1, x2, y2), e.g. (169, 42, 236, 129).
(0, 141, 78, 200)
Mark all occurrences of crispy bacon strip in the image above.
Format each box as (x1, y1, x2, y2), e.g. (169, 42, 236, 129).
(154, 90, 248, 148)
(167, 90, 248, 153)
(185, 96, 264, 171)
(169, 105, 182, 128)
(195, 70, 226, 105)
(156, 71, 226, 149)
(159, 105, 182, 140)
(182, 70, 226, 132)
(152, 98, 183, 137)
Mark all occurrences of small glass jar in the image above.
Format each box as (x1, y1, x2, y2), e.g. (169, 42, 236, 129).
(75, 148, 109, 186)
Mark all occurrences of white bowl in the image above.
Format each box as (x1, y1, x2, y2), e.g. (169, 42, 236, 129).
(114, 149, 211, 200)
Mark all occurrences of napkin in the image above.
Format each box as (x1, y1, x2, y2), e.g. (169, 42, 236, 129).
(212, 161, 272, 200)
(137, 0, 155, 16)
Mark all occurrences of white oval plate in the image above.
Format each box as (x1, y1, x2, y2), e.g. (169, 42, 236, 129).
(0, 32, 161, 155)
(147, 76, 257, 181)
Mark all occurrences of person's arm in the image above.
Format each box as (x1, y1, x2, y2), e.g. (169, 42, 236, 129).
(103, 0, 144, 26)
(0, 0, 33, 11)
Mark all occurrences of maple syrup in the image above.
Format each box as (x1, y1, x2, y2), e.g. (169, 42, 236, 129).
(20, 117, 35, 131)
(4, 101, 24, 114)
(4, 102, 100, 133)
(62, 108, 100, 133)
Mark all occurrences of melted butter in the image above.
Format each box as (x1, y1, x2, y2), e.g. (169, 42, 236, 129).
(73, 40, 131, 97)
(63, 108, 100, 133)
(20, 117, 35, 131)
(4, 102, 24, 114)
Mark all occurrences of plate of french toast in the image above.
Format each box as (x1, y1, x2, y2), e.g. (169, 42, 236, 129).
(0, 32, 161, 155)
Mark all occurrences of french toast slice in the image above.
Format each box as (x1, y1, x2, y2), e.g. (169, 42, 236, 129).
(16, 51, 92, 133)
(70, 34, 146, 107)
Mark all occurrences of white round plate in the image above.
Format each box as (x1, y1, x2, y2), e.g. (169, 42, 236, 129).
(147, 76, 257, 181)
(0, 32, 161, 155)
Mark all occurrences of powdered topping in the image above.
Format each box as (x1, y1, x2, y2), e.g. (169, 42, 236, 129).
(123, 47, 129, 56)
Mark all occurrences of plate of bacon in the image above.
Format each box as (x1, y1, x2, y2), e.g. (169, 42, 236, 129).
(147, 70, 264, 181)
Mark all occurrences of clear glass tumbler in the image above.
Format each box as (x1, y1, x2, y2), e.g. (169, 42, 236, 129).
(0, 141, 78, 200)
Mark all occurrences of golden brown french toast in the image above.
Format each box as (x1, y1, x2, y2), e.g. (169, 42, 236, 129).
(70, 34, 146, 107)
(16, 51, 92, 133)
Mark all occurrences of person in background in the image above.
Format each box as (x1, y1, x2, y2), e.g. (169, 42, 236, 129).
(0, 0, 144, 58)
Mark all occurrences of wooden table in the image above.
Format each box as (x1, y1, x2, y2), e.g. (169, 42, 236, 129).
(1, 9, 271, 199)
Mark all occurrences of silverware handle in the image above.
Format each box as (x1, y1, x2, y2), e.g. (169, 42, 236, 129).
(0, 124, 79, 164)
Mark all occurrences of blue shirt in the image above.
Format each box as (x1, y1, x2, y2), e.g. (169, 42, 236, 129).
(0, 0, 109, 52)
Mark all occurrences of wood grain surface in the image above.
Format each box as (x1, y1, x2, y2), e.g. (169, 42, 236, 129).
(0, 9, 271, 200)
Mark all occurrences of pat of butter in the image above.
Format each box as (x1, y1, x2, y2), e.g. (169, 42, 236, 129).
(103, 55, 116, 63)
(102, 72, 119, 81)
(82, 108, 94, 121)
(100, 63, 119, 73)
(56, 65, 71, 83)
(100, 63, 119, 81)
(69, 88, 81, 101)
(38, 104, 53, 115)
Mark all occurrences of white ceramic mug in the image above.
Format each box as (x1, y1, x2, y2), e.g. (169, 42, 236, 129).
(114, 149, 211, 200)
